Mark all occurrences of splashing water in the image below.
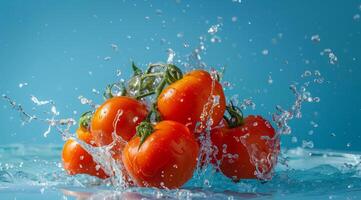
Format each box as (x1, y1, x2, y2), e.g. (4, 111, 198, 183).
(272, 71, 322, 136)
(1, 50, 324, 195)
(0, 17, 344, 200)
(320, 48, 338, 65)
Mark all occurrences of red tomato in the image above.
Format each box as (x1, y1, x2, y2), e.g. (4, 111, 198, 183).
(91, 96, 148, 146)
(122, 121, 199, 189)
(157, 70, 226, 135)
(62, 136, 108, 179)
(211, 116, 279, 181)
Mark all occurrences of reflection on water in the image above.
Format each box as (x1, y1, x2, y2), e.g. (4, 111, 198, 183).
(1, 145, 361, 199)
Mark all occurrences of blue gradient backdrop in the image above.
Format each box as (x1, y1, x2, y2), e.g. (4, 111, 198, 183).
(0, 0, 360, 151)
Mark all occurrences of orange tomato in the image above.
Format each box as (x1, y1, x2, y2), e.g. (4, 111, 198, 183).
(211, 116, 279, 181)
(157, 70, 226, 134)
(76, 126, 94, 145)
(62, 130, 108, 179)
(91, 96, 148, 146)
(122, 121, 199, 189)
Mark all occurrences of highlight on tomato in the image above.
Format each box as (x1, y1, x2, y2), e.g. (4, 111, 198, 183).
(122, 120, 199, 189)
(157, 69, 226, 134)
(211, 102, 280, 181)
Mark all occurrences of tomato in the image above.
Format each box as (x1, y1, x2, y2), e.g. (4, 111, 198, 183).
(211, 116, 279, 181)
(157, 70, 226, 134)
(76, 126, 94, 145)
(62, 136, 108, 179)
(91, 96, 148, 146)
(122, 120, 199, 189)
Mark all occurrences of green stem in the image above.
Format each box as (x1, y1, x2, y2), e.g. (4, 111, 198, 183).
(134, 63, 183, 149)
(146, 63, 166, 73)
(140, 72, 164, 79)
(224, 101, 244, 128)
(132, 62, 142, 76)
(145, 75, 167, 122)
(135, 91, 156, 100)
(79, 111, 93, 129)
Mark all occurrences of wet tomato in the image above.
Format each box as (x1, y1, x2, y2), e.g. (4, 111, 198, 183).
(91, 96, 148, 146)
(62, 128, 108, 179)
(76, 125, 94, 145)
(157, 70, 226, 134)
(211, 116, 280, 181)
(122, 121, 199, 189)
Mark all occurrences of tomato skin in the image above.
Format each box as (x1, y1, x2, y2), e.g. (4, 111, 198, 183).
(122, 121, 199, 189)
(157, 70, 226, 134)
(62, 137, 108, 179)
(211, 116, 279, 181)
(76, 126, 95, 145)
(91, 96, 148, 146)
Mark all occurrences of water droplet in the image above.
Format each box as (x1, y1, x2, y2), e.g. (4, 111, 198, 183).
(166, 48, 176, 64)
(302, 140, 314, 149)
(302, 70, 312, 77)
(204, 179, 210, 187)
(116, 69, 122, 77)
(321, 49, 338, 65)
(353, 14, 360, 21)
(31, 95, 50, 106)
(212, 95, 220, 106)
(110, 43, 118, 51)
(208, 24, 221, 35)
(311, 34, 320, 43)
(92, 88, 100, 95)
(155, 9, 163, 16)
(261, 49, 269, 55)
(177, 32, 184, 38)
(18, 82, 28, 88)
(133, 116, 139, 123)
(210, 36, 222, 43)
(51, 106, 58, 115)
(268, 75, 273, 84)
(103, 56, 111, 61)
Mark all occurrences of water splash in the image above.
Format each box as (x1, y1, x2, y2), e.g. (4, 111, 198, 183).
(272, 72, 322, 136)
(311, 34, 321, 43)
(2, 94, 76, 139)
(166, 48, 176, 64)
(320, 48, 338, 65)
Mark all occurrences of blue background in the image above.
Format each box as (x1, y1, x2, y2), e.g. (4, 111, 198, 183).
(0, 0, 360, 151)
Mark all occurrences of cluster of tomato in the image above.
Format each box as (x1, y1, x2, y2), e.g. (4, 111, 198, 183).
(62, 63, 280, 189)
